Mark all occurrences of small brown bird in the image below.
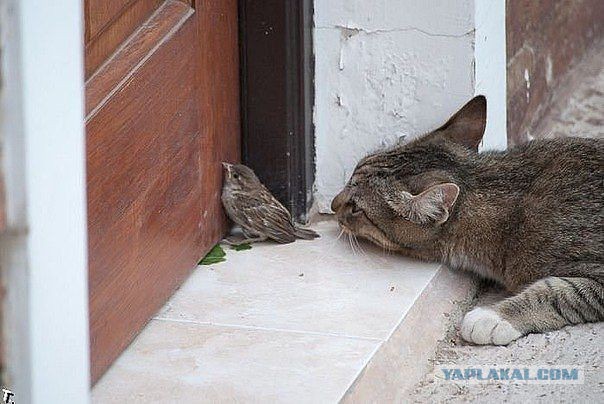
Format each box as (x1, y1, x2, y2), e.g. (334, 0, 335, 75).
(221, 163, 320, 244)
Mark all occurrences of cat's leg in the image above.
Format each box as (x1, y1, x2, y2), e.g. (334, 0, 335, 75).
(461, 270, 603, 345)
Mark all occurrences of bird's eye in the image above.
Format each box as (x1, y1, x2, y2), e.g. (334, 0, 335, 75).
(233, 173, 239, 180)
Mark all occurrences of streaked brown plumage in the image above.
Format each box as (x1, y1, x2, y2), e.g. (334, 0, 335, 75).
(221, 163, 320, 244)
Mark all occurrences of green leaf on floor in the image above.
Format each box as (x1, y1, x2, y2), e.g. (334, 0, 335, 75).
(231, 243, 252, 251)
(199, 244, 226, 265)
(200, 256, 226, 265)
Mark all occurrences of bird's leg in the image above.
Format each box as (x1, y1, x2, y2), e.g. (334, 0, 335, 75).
(223, 230, 267, 246)
(223, 235, 267, 246)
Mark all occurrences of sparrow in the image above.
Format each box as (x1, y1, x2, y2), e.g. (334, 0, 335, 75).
(221, 163, 320, 244)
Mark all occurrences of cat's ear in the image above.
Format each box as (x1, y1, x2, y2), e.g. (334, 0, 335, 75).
(387, 183, 460, 225)
(409, 183, 460, 224)
(435, 96, 486, 151)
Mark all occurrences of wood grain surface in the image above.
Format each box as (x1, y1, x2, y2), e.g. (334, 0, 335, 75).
(85, 0, 240, 382)
(85, 0, 164, 78)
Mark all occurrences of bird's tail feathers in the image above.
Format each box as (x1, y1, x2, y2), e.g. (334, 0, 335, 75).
(294, 226, 320, 240)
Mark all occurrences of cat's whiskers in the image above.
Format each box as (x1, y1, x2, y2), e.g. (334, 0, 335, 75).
(381, 243, 390, 257)
(346, 232, 357, 255)
(351, 233, 366, 256)
(336, 223, 369, 257)
(336, 224, 357, 255)
(347, 233, 358, 255)
(321, 227, 345, 257)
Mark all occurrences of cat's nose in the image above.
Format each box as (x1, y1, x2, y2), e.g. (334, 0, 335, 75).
(331, 190, 350, 213)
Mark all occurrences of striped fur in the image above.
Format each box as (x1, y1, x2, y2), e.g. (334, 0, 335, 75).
(497, 275, 604, 334)
(331, 96, 603, 345)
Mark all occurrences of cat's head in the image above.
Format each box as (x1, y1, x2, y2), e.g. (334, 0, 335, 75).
(331, 96, 487, 250)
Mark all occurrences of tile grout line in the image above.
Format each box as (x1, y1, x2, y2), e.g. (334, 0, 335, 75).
(153, 316, 385, 343)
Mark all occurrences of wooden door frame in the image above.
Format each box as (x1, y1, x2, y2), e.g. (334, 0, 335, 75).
(239, 0, 315, 221)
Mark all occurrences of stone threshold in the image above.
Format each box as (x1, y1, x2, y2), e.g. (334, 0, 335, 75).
(92, 219, 476, 402)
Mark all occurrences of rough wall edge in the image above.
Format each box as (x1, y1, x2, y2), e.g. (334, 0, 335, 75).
(475, 0, 507, 150)
(340, 266, 477, 402)
(312, 2, 490, 214)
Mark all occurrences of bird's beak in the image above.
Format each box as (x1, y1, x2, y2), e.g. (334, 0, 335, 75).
(222, 162, 233, 177)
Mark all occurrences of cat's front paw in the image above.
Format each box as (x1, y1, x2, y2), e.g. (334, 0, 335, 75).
(460, 307, 522, 345)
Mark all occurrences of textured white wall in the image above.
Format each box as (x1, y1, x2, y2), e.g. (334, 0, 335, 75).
(1, 0, 90, 402)
(313, 0, 504, 213)
(475, 0, 507, 150)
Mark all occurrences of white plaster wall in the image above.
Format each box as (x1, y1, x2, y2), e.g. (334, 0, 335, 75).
(475, 0, 507, 150)
(313, 0, 506, 212)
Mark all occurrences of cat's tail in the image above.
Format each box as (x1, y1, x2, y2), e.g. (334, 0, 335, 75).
(461, 264, 603, 345)
(294, 225, 320, 240)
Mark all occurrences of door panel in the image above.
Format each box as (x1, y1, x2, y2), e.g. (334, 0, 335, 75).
(85, 0, 239, 382)
(85, 0, 165, 78)
(86, 0, 157, 40)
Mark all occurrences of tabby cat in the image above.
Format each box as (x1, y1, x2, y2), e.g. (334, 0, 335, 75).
(331, 96, 603, 345)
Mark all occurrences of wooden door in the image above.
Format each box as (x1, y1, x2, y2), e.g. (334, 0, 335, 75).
(84, 0, 240, 382)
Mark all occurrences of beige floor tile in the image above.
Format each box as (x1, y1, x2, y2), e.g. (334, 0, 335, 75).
(92, 319, 379, 403)
(94, 219, 441, 401)
(157, 221, 440, 340)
